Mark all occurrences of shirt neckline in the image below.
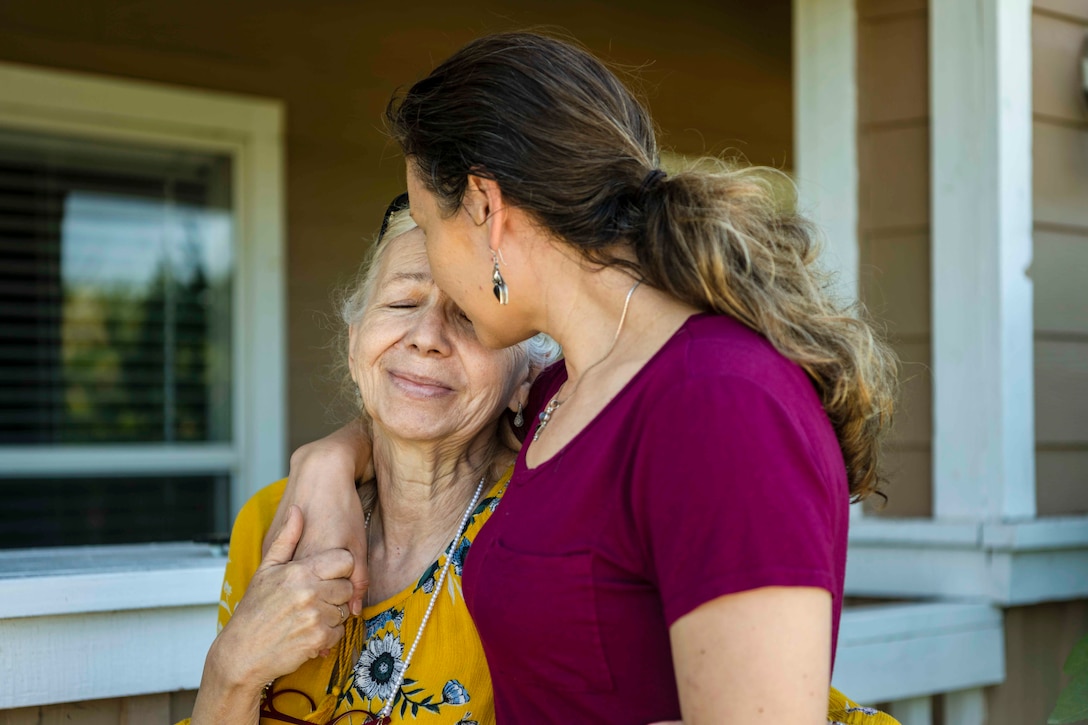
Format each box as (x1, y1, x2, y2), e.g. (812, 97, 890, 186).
(519, 312, 709, 474)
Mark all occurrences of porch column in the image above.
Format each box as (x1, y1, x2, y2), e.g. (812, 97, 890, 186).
(930, 0, 1035, 520)
(793, 0, 859, 305)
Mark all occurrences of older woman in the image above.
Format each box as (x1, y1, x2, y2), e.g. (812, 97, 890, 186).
(183, 206, 554, 725)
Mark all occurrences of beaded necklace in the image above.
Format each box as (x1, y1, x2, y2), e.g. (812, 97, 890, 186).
(362, 475, 486, 723)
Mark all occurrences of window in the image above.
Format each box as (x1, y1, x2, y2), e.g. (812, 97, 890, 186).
(0, 62, 285, 550)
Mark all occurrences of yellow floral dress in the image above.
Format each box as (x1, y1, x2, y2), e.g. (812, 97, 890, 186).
(829, 688, 901, 725)
(181, 473, 509, 725)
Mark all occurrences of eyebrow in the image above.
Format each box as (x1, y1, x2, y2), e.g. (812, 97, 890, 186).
(386, 271, 432, 285)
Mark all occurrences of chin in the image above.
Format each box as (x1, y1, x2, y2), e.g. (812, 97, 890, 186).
(475, 323, 534, 351)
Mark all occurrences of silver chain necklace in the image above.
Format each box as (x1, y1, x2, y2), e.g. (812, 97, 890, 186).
(363, 475, 486, 721)
(533, 280, 641, 442)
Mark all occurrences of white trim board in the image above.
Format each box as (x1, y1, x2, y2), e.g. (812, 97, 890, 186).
(846, 516, 1088, 604)
(0, 544, 225, 708)
(0, 604, 217, 709)
(0, 543, 225, 619)
(835, 602, 1005, 704)
(0, 565, 1001, 710)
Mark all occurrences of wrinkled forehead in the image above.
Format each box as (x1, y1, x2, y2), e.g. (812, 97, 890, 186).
(374, 228, 432, 288)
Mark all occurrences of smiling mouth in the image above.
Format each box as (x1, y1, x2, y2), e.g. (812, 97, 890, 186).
(388, 371, 454, 397)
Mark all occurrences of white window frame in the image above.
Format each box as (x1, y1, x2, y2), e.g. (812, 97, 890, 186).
(0, 63, 284, 707)
(0, 61, 286, 521)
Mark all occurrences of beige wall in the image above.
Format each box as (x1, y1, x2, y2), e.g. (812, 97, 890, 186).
(986, 600, 1088, 725)
(1032, 0, 1088, 516)
(0, 0, 791, 458)
(857, 0, 933, 517)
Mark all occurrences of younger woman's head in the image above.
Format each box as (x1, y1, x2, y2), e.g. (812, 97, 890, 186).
(388, 31, 897, 502)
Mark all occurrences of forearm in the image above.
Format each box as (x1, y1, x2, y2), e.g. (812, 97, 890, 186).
(189, 641, 264, 725)
(264, 420, 371, 558)
(292, 419, 373, 482)
(263, 420, 372, 615)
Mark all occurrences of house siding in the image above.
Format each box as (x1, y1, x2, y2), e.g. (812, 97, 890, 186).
(1032, 1, 1088, 516)
(0, 0, 792, 459)
(857, 0, 933, 517)
(0, 692, 196, 724)
(987, 7, 1088, 720)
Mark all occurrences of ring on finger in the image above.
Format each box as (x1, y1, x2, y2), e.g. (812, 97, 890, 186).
(336, 604, 347, 624)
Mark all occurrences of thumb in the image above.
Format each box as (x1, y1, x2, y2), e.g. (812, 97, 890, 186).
(262, 505, 303, 567)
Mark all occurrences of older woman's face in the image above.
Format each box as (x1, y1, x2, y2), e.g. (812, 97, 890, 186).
(349, 228, 524, 446)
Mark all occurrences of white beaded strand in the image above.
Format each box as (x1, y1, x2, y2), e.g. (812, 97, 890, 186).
(365, 475, 486, 721)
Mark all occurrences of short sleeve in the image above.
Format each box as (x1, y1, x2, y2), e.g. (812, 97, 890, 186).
(631, 375, 842, 627)
(216, 479, 287, 631)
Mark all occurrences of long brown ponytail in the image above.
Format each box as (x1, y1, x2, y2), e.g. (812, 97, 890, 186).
(387, 32, 897, 500)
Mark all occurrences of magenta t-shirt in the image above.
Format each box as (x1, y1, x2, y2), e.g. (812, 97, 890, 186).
(462, 313, 849, 723)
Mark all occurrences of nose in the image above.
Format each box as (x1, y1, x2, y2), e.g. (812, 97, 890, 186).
(404, 301, 452, 356)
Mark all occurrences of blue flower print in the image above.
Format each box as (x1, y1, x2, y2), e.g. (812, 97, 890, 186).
(442, 679, 470, 706)
(449, 537, 471, 576)
(365, 605, 405, 639)
(416, 559, 440, 594)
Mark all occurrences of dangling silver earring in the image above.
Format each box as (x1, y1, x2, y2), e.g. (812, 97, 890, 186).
(514, 402, 524, 427)
(491, 251, 509, 305)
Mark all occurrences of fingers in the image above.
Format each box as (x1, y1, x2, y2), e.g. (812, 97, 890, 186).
(262, 505, 303, 567)
(315, 579, 354, 612)
(306, 547, 355, 582)
(349, 548, 370, 616)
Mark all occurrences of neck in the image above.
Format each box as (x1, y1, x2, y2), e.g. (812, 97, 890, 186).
(523, 240, 699, 386)
(536, 262, 644, 384)
(363, 431, 507, 603)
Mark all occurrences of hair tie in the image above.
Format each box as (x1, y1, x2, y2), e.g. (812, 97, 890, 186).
(636, 168, 667, 203)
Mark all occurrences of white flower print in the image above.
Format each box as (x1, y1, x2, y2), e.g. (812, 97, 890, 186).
(354, 631, 407, 703)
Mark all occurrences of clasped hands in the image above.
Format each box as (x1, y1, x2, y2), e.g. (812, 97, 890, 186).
(210, 506, 357, 691)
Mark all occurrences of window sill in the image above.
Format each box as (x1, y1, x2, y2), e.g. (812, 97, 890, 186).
(0, 543, 226, 708)
(0, 542, 226, 618)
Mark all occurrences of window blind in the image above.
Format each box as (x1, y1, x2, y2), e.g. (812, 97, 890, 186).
(0, 127, 235, 548)
(0, 128, 233, 446)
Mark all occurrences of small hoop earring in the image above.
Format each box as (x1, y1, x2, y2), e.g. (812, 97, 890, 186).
(491, 251, 509, 305)
(514, 402, 524, 428)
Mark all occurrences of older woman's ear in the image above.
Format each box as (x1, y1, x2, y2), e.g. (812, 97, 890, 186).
(506, 373, 534, 418)
(347, 323, 361, 385)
